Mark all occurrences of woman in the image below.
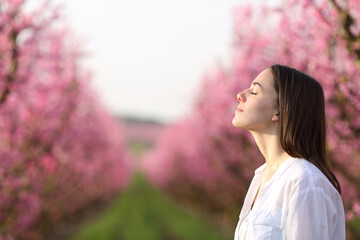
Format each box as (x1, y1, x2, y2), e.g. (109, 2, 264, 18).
(232, 64, 345, 240)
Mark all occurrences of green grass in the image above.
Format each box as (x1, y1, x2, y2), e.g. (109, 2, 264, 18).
(67, 173, 232, 240)
(127, 142, 153, 157)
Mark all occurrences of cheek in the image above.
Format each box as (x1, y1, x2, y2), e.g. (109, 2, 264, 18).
(262, 102, 275, 112)
(252, 100, 276, 117)
(260, 95, 276, 110)
(251, 98, 271, 109)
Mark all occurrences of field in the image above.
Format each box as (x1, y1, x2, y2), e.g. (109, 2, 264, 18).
(66, 173, 233, 240)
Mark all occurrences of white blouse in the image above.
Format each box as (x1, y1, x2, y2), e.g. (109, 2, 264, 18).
(234, 157, 345, 240)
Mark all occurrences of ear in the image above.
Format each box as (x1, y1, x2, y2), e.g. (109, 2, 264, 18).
(272, 112, 279, 122)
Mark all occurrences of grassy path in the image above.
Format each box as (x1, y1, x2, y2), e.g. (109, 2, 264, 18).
(67, 173, 232, 240)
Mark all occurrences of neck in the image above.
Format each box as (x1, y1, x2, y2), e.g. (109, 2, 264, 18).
(249, 130, 291, 170)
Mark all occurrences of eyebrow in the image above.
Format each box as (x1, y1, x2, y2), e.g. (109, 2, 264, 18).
(252, 81, 263, 88)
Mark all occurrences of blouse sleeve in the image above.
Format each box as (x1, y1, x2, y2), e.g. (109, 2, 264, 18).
(285, 187, 341, 240)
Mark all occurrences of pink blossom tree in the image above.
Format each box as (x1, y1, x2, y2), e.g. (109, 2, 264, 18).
(142, 0, 360, 237)
(0, 1, 131, 239)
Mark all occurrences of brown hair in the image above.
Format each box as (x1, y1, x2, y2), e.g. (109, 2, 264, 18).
(270, 64, 341, 194)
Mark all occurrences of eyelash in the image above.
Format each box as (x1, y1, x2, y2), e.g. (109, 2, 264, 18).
(251, 92, 257, 95)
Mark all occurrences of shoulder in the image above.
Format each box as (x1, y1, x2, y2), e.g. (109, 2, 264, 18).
(284, 158, 341, 202)
(286, 158, 331, 186)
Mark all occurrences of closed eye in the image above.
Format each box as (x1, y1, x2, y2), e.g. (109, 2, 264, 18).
(251, 92, 257, 95)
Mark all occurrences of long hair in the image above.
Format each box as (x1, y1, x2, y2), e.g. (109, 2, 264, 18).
(270, 64, 341, 194)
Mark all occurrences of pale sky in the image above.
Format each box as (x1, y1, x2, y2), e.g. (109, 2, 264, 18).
(29, 0, 265, 123)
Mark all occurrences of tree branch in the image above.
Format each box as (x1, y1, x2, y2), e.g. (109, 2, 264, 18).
(329, 0, 360, 62)
(0, 10, 19, 105)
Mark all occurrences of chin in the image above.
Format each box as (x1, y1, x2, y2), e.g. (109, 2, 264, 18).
(232, 117, 242, 128)
(232, 119, 251, 130)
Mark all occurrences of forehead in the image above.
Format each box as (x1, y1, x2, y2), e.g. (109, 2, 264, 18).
(253, 68, 274, 89)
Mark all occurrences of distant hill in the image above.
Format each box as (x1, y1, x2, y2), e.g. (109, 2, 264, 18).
(116, 115, 167, 156)
(119, 116, 166, 126)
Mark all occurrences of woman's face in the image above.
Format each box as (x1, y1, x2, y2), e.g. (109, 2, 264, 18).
(232, 68, 279, 132)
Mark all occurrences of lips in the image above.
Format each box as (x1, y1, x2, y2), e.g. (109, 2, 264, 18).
(234, 107, 243, 115)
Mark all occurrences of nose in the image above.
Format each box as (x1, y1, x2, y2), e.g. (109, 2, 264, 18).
(237, 91, 246, 102)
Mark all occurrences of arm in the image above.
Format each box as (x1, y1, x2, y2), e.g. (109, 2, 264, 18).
(285, 187, 339, 240)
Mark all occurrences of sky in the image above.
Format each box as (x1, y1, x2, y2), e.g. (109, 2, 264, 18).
(30, 0, 264, 123)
